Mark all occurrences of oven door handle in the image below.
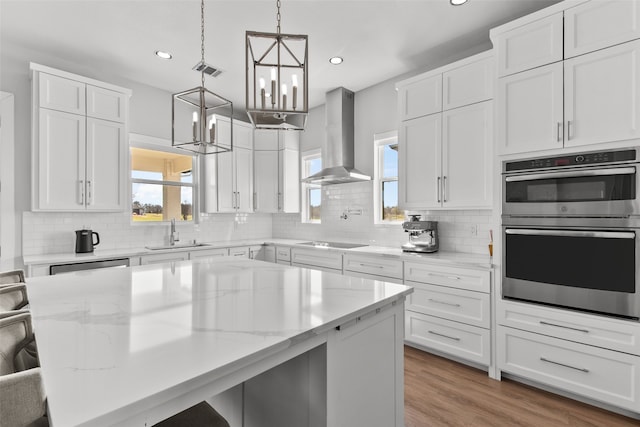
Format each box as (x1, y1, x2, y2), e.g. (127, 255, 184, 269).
(505, 166, 636, 182)
(505, 229, 636, 239)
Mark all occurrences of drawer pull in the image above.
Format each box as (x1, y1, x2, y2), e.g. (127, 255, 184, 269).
(428, 272, 461, 280)
(540, 357, 589, 373)
(428, 330, 461, 341)
(359, 263, 383, 269)
(539, 321, 589, 334)
(428, 298, 461, 308)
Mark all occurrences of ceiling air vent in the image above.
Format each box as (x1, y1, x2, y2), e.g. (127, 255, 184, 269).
(192, 61, 223, 77)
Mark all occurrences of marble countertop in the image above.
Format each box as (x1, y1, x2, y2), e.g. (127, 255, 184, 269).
(23, 239, 493, 270)
(27, 258, 413, 427)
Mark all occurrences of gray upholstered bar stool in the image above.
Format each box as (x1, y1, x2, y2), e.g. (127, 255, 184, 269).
(153, 402, 230, 427)
(0, 269, 26, 285)
(0, 283, 29, 311)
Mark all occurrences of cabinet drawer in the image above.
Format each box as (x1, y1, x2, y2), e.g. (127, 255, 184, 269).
(39, 72, 85, 115)
(442, 54, 493, 110)
(140, 252, 189, 265)
(498, 326, 640, 412)
(276, 246, 291, 262)
(397, 74, 442, 121)
(229, 247, 250, 258)
(565, 0, 640, 59)
(498, 300, 640, 356)
(291, 248, 342, 271)
(86, 85, 127, 123)
(496, 13, 563, 77)
(408, 282, 490, 329)
(406, 311, 490, 366)
(404, 262, 490, 293)
(190, 248, 228, 260)
(343, 254, 402, 280)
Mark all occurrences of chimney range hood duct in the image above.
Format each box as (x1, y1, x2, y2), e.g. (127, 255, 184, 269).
(301, 87, 371, 185)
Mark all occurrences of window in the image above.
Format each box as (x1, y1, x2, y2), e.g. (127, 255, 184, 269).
(301, 149, 322, 223)
(374, 131, 403, 224)
(130, 136, 196, 223)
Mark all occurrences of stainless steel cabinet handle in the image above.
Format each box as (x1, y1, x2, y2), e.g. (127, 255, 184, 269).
(278, 192, 282, 211)
(443, 176, 447, 203)
(358, 263, 384, 269)
(78, 180, 84, 205)
(428, 330, 461, 341)
(567, 120, 573, 140)
(539, 321, 590, 333)
(437, 176, 441, 203)
(236, 191, 240, 209)
(427, 272, 461, 280)
(557, 122, 562, 142)
(428, 298, 461, 308)
(87, 180, 92, 205)
(253, 192, 257, 211)
(506, 228, 635, 239)
(540, 357, 589, 373)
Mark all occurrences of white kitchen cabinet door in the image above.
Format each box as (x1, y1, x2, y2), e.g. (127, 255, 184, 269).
(233, 120, 254, 150)
(253, 129, 279, 151)
(442, 55, 493, 111)
(140, 252, 189, 265)
(497, 62, 564, 155)
(565, 0, 640, 59)
(279, 148, 300, 213)
(398, 113, 441, 210)
(85, 118, 125, 211)
(496, 12, 563, 77)
(216, 150, 235, 212)
(397, 74, 442, 121)
(190, 248, 228, 260)
(253, 150, 279, 213)
(37, 109, 86, 211)
(235, 147, 254, 213)
(564, 39, 640, 148)
(86, 85, 127, 123)
(442, 101, 492, 209)
(38, 73, 85, 115)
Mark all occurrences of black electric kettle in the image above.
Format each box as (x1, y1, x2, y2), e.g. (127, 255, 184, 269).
(75, 229, 100, 253)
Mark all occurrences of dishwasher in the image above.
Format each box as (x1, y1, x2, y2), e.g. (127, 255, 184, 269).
(49, 258, 130, 275)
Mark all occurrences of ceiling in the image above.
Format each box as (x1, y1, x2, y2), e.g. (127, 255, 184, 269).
(1, 0, 561, 111)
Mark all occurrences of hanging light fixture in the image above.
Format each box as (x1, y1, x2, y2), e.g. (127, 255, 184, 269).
(172, 0, 233, 154)
(245, 0, 308, 130)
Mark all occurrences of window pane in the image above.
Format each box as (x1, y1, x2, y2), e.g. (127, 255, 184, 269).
(309, 157, 322, 175)
(309, 188, 321, 221)
(131, 147, 193, 183)
(382, 180, 403, 221)
(132, 183, 193, 222)
(383, 144, 398, 178)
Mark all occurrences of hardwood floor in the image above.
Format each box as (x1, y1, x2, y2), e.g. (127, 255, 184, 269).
(404, 345, 640, 427)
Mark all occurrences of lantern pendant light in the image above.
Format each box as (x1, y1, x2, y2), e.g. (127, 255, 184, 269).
(245, 0, 308, 130)
(172, 0, 233, 154)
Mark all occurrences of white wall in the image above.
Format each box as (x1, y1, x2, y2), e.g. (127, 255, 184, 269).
(0, 92, 18, 269)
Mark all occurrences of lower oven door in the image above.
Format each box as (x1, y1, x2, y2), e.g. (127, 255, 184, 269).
(503, 227, 640, 319)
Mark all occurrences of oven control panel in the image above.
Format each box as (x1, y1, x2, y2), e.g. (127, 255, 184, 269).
(505, 149, 637, 172)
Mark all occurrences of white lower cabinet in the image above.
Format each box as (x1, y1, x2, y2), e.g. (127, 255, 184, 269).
(498, 325, 640, 412)
(291, 248, 343, 273)
(343, 254, 403, 282)
(190, 248, 228, 260)
(276, 247, 291, 265)
(140, 252, 189, 265)
(407, 311, 490, 366)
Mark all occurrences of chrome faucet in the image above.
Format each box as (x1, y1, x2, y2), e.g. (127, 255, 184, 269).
(169, 218, 179, 246)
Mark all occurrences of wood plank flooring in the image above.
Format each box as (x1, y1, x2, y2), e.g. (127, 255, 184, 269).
(404, 345, 640, 427)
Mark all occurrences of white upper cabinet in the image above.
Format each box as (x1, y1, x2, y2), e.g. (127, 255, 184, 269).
(565, 0, 640, 59)
(496, 13, 563, 77)
(497, 63, 564, 155)
(31, 63, 130, 212)
(564, 39, 640, 147)
(38, 72, 86, 115)
(253, 150, 279, 212)
(397, 50, 493, 210)
(397, 74, 442, 121)
(86, 85, 127, 123)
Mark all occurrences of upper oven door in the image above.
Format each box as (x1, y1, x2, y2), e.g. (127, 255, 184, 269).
(503, 164, 638, 217)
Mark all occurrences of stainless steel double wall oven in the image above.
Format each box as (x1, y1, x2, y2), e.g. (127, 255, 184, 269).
(502, 147, 640, 320)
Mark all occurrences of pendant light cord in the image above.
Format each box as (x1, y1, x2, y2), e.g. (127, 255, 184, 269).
(201, 0, 205, 86)
(276, 0, 281, 34)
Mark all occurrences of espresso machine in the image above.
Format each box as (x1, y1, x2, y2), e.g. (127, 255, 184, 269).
(401, 215, 439, 253)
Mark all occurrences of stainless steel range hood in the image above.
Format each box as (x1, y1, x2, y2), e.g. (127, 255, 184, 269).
(301, 87, 371, 185)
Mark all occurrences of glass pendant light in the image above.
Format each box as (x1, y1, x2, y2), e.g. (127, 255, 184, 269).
(172, 0, 233, 154)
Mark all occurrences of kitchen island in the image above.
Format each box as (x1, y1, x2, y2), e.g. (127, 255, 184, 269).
(26, 258, 412, 427)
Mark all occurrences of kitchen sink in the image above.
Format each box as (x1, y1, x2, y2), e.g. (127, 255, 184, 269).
(298, 241, 368, 249)
(145, 243, 212, 251)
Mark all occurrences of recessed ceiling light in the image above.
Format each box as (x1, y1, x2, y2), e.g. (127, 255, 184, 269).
(155, 50, 172, 60)
(329, 56, 343, 65)
(450, 0, 468, 5)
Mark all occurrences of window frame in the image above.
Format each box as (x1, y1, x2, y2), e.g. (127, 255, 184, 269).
(373, 130, 402, 225)
(300, 148, 322, 224)
(129, 133, 199, 225)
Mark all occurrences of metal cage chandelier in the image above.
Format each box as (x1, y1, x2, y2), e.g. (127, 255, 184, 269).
(172, 0, 233, 154)
(245, 0, 308, 130)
